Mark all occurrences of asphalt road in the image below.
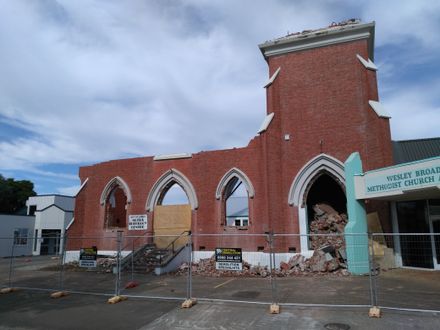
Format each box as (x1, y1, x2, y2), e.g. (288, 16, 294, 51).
(1, 256, 439, 329)
(1, 290, 439, 330)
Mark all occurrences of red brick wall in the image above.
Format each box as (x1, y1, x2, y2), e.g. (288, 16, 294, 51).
(68, 37, 393, 253)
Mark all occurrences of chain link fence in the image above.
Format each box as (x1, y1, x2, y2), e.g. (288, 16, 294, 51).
(1, 232, 439, 314)
(370, 233, 440, 312)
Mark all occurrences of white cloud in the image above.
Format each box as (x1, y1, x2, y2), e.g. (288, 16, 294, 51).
(363, 0, 440, 50)
(384, 80, 440, 140)
(57, 184, 80, 196)
(0, 0, 439, 191)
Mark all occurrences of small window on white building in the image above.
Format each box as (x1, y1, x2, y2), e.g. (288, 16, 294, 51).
(28, 205, 37, 216)
(234, 217, 249, 227)
(14, 228, 28, 245)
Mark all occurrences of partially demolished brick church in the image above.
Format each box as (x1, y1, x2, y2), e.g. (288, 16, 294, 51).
(68, 20, 394, 257)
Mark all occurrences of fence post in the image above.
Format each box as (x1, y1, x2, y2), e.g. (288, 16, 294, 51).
(131, 239, 135, 283)
(187, 232, 193, 300)
(59, 233, 68, 292)
(371, 233, 378, 305)
(367, 233, 375, 306)
(8, 239, 16, 289)
(268, 231, 280, 314)
(182, 231, 195, 308)
(115, 231, 123, 297)
(368, 233, 381, 318)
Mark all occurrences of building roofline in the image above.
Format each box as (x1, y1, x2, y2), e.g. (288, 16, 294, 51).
(35, 204, 74, 213)
(259, 21, 375, 60)
(360, 155, 440, 175)
(28, 194, 75, 199)
(393, 137, 440, 143)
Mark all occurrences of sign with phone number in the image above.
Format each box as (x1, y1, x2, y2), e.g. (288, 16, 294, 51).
(215, 247, 242, 271)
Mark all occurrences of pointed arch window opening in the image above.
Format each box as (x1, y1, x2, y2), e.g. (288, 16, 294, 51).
(301, 170, 346, 208)
(146, 169, 198, 211)
(104, 186, 128, 229)
(224, 178, 250, 227)
(157, 181, 191, 206)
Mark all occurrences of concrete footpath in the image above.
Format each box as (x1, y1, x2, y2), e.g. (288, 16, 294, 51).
(142, 303, 440, 330)
(1, 257, 439, 329)
(0, 290, 439, 330)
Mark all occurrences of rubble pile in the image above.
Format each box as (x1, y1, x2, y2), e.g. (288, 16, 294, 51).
(175, 251, 349, 278)
(309, 203, 348, 250)
(303, 203, 348, 274)
(278, 249, 348, 276)
(175, 203, 350, 277)
(61, 257, 116, 273)
(97, 257, 116, 272)
(175, 256, 268, 277)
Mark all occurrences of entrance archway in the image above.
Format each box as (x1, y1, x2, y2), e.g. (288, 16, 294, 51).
(288, 154, 346, 252)
(305, 172, 346, 232)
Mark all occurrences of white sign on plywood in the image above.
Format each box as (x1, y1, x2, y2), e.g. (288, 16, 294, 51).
(128, 214, 148, 230)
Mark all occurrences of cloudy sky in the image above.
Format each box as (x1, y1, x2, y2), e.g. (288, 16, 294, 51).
(0, 0, 439, 195)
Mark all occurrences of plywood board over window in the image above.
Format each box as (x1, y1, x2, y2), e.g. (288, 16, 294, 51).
(153, 204, 191, 249)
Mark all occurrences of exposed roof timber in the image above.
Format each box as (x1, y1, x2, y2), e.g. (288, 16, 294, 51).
(259, 21, 375, 61)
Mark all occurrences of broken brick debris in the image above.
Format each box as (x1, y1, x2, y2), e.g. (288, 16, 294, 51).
(174, 203, 350, 277)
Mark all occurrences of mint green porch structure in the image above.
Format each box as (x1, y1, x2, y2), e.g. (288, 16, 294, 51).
(344, 152, 369, 274)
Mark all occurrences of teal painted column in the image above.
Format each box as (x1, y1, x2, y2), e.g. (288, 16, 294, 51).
(344, 152, 369, 274)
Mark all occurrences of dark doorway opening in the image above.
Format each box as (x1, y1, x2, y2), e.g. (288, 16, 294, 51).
(40, 229, 61, 255)
(305, 173, 346, 231)
(397, 200, 433, 269)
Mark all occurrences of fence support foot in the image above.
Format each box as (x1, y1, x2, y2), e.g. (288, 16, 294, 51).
(50, 291, 68, 299)
(1, 287, 16, 294)
(270, 304, 280, 314)
(369, 306, 381, 318)
(107, 295, 127, 304)
(181, 299, 197, 308)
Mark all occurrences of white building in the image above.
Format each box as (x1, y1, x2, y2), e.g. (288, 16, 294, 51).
(0, 214, 35, 257)
(26, 195, 74, 256)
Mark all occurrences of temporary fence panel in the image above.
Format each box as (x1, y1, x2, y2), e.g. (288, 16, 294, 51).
(61, 235, 119, 296)
(189, 233, 276, 305)
(273, 233, 371, 308)
(2, 231, 440, 314)
(1, 236, 63, 292)
(119, 232, 190, 301)
(371, 233, 440, 312)
(1, 237, 15, 288)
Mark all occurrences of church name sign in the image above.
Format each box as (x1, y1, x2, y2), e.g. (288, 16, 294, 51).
(354, 157, 440, 199)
